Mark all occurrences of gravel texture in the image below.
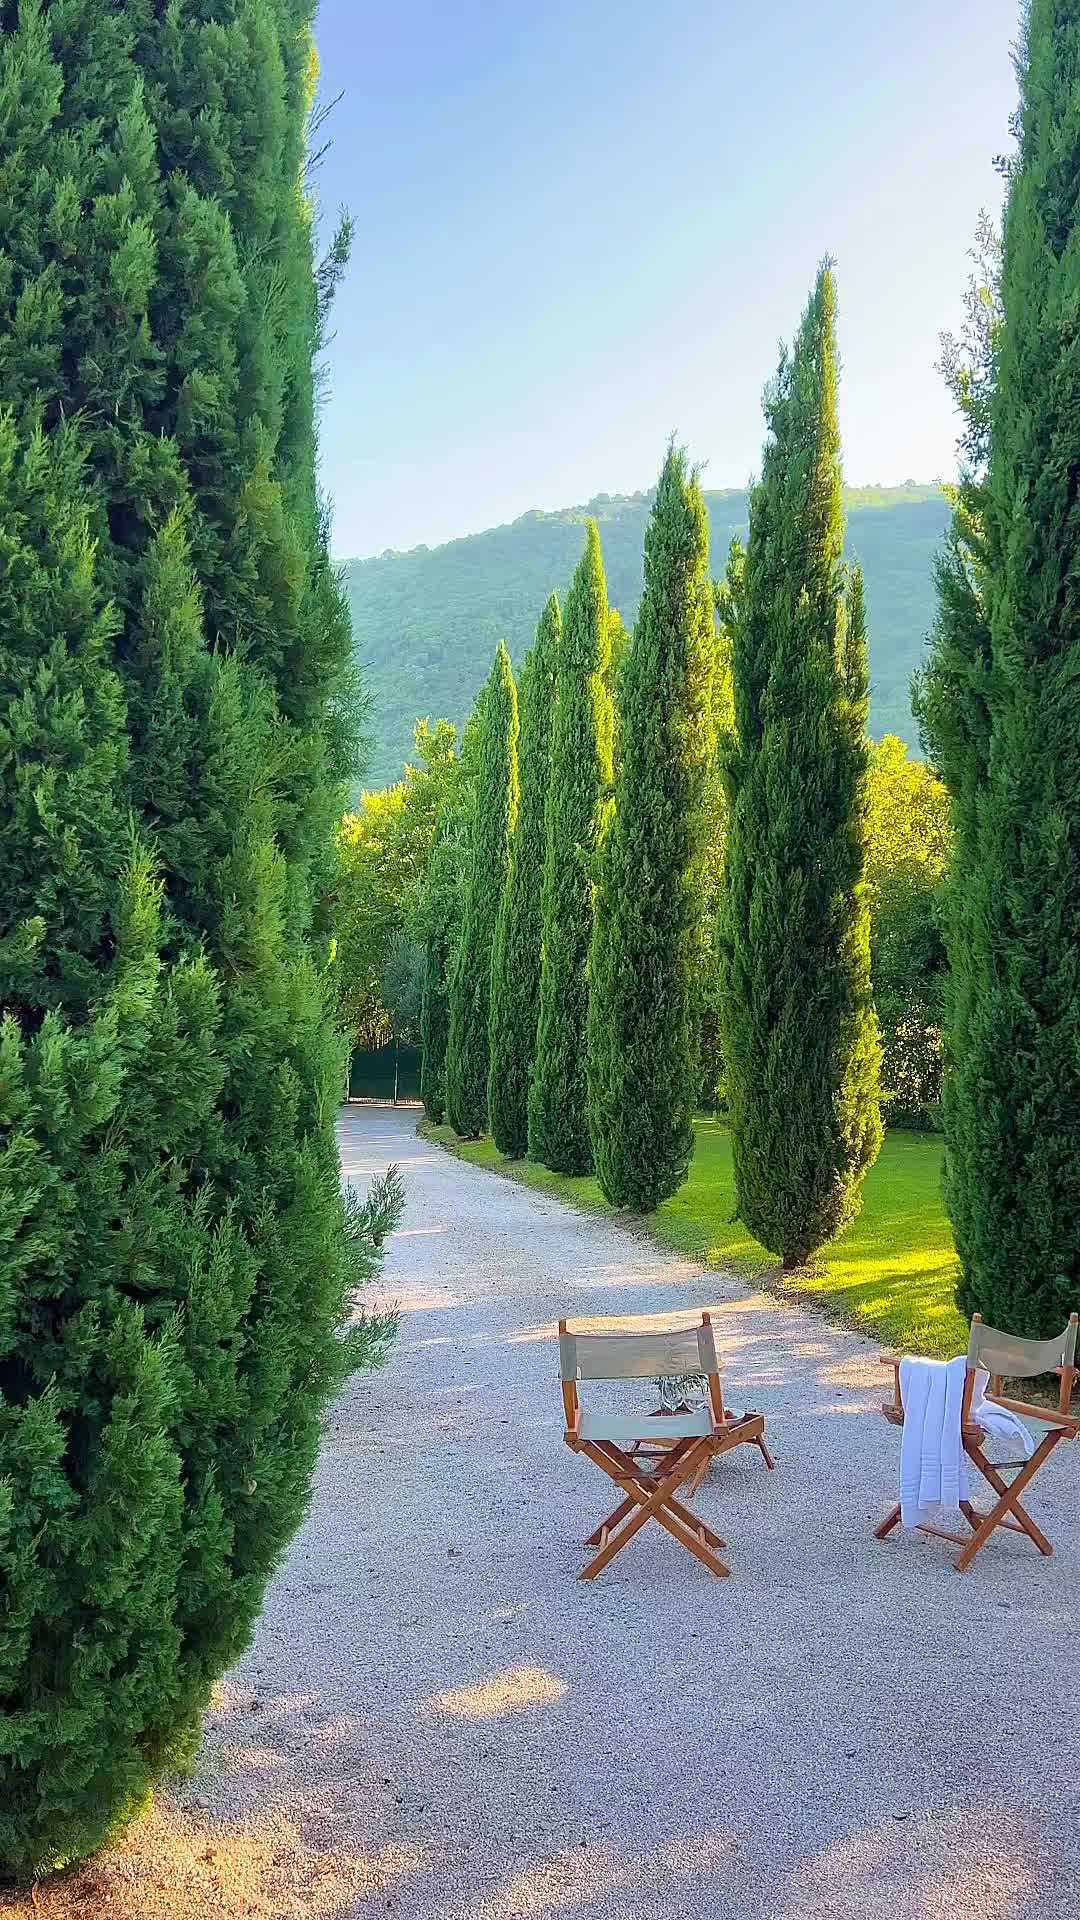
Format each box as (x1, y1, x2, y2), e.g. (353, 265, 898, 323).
(20, 1103, 1079, 1920)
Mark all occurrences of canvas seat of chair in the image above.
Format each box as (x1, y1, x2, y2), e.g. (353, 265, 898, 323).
(875, 1310, 1079, 1574)
(558, 1314, 774, 1582)
(578, 1406, 714, 1442)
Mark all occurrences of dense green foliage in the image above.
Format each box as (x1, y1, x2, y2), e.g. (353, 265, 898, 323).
(720, 266, 882, 1267)
(922, 2, 1080, 1336)
(488, 596, 559, 1155)
(446, 645, 518, 1138)
(695, 546, 740, 1108)
(867, 738, 949, 1129)
(335, 719, 464, 1045)
(415, 707, 480, 1122)
(530, 525, 613, 1173)
(380, 928, 424, 1043)
(345, 487, 949, 783)
(417, 812, 468, 1122)
(0, 0, 400, 1877)
(587, 449, 716, 1208)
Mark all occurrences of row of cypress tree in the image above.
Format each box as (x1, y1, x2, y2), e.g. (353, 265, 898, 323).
(434, 0, 1080, 1346)
(436, 460, 712, 1209)
(432, 264, 881, 1258)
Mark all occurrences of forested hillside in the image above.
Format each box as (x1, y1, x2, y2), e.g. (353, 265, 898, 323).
(343, 485, 949, 785)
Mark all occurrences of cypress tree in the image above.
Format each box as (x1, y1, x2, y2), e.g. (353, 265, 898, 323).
(587, 446, 716, 1209)
(445, 644, 518, 1137)
(925, 3, 1080, 1335)
(0, 4, 399, 1876)
(529, 523, 614, 1173)
(719, 264, 882, 1267)
(417, 705, 482, 1122)
(417, 803, 469, 1123)
(488, 595, 560, 1155)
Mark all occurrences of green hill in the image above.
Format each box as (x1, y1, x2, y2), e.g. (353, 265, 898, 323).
(343, 485, 950, 787)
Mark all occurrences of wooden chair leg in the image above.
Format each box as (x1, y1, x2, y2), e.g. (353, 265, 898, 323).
(875, 1502, 902, 1540)
(685, 1451, 711, 1498)
(662, 1489, 726, 1550)
(582, 1440, 655, 1544)
(578, 1439, 729, 1579)
(585, 1492, 635, 1547)
(638, 1433, 710, 1500)
(965, 1442, 1055, 1554)
(586, 1463, 725, 1547)
(954, 1433, 1060, 1572)
(647, 1497, 731, 1578)
(639, 1444, 730, 1576)
(757, 1436, 776, 1470)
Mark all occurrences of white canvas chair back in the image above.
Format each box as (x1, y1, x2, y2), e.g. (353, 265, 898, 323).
(559, 1322, 719, 1384)
(966, 1315, 1078, 1379)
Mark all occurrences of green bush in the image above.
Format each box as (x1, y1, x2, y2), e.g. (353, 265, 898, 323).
(866, 737, 948, 1132)
(880, 998, 944, 1131)
(0, 4, 399, 1876)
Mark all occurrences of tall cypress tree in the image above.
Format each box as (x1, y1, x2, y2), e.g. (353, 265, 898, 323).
(488, 595, 559, 1155)
(529, 523, 614, 1173)
(417, 812, 467, 1124)
(417, 703, 482, 1122)
(0, 4, 399, 1876)
(924, 3, 1080, 1335)
(446, 644, 518, 1138)
(587, 447, 716, 1210)
(719, 264, 881, 1267)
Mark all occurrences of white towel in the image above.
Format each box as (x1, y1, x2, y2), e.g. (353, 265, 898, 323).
(898, 1356, 1033, 1529)
(968, 1372, 1036, 1457)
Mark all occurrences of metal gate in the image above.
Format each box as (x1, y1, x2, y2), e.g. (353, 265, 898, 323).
(347, 1043, 422, 1105)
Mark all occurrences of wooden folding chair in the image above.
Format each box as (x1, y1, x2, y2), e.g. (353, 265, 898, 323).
(558, 1314, 773, 1580)
(875, 1311, 1079, 1573)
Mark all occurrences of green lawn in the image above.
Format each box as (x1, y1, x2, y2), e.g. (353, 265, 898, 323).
(421, 1116, 968, 1358)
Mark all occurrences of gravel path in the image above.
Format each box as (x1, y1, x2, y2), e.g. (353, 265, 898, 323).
(27, 1105, 1079, 1919)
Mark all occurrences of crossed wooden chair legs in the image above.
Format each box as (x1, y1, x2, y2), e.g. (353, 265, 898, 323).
(578, 1433, 732, 1579)
(573, 1412, 773, 1581)
(875, 1426, 1064, 1574)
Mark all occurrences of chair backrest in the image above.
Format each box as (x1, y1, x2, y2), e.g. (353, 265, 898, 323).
(967, 1313, 1078, 1379)
(559, 1320, 718, 1383)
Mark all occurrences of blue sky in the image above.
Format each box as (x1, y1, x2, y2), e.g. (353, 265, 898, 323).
(313, 0, 1018, 559)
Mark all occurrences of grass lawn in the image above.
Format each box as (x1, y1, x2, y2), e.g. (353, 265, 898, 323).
(420, 1116, 968, 1358)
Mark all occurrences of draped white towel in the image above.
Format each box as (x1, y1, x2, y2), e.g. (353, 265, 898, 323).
(898, 1355, 1034, 1530)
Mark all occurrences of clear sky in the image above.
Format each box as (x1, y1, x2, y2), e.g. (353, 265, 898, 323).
(312, 0, 1019, 559)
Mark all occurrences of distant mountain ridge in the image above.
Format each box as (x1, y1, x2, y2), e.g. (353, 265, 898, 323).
(342, 485, 950, 787)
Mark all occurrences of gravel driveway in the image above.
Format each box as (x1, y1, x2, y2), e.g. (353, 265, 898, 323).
(26, 1104, 1079, 1920)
